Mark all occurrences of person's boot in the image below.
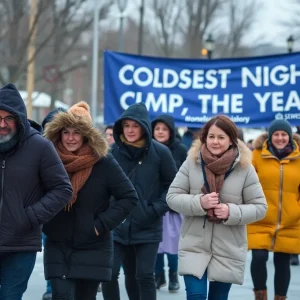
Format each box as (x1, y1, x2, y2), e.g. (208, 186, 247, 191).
(42, 292, 52, 300)
(253, 289, 267, 300)
(290, 254, 299, 266)
(168, 271, 180, 293)
(274, 296, 287, 300)
(155, 272, 166, 289)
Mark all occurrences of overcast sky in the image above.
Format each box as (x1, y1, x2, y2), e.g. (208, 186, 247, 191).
(243, 0, 298, 48)
(111, 0, 298, 50)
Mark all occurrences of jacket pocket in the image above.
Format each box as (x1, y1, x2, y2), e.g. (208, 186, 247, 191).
(2, 207, 32, 237)
(145, 178, 159, 205)
(181, 217, 194, 238)
(14, 207, 32, 235)
(230, 225, 246, 247)
(73, 218, 100, 249)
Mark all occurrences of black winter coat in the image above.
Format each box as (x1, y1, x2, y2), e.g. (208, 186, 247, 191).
(43, 112, 138, 282)
(0, 83, 73, 253)
(152, 114, 187, 169)
(111, 103, 178, 245)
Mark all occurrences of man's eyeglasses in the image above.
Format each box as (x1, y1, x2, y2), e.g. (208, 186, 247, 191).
(0, 116, 16, 124)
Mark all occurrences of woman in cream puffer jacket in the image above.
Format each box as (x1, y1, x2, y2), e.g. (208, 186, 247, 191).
(167, 116, 267, 300)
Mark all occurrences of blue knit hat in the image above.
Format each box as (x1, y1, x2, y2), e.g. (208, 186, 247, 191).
(268, 119, 293, 141)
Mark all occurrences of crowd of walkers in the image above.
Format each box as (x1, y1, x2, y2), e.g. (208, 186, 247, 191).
(0, 83, 299, 300)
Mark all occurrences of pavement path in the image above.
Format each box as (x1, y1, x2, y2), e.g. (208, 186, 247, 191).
(24, 252, 300, 299)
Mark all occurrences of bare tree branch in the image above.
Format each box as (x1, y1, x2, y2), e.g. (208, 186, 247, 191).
(182, 0, 227, 58)
(217, 0, 258, 57)
(144, 0, 258, 58)
(0, 0, 113, 87)
(150, 0, 185, 57)
(279, 0, 300, 41)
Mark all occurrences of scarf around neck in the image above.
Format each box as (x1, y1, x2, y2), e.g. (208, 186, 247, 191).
(200, 143, 238, 223)
(120, 134, 146, 148)
(267, 140, 294, 160)
(56, 141, 99, 210)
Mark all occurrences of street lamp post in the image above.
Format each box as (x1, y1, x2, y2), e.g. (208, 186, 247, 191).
(205, 34, 215, 59)
(26, 0, 37, 119)
(119, 13, 124, 52)
(287, 35, 295, 53)
(91, 0, 100, 124)
(116, 0, 128, 52)
(138, 0, 145, 54)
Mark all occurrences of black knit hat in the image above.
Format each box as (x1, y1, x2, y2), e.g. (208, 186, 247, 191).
(42, 107, 67, 131)
(268, 119, 293, 141)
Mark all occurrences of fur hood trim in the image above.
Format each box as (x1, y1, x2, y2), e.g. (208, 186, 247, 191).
(44, 111, 108, 158)
(188, 139, 252, 168)
(253, 132, 300, 150)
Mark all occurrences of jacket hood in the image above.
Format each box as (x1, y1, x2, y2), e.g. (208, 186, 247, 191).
(253, 132, 300, 149)
(114, 103, 152, 147)
(151, 114, 176, 145)
(42, 107, 67, 131)
(28, 119, 43, 133)
(44, 111, 108, 158)
(0, 83, 29, 140)
(188, 139, 252, 168)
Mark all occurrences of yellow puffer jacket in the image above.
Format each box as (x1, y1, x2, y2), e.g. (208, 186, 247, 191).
(248, 133, 300, 253)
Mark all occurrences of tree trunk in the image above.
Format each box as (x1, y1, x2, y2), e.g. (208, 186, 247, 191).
(50, 80, 59, 111)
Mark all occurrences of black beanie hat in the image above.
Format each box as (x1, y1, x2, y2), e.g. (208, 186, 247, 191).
(42, 107, 67, 131)
(268, 119, 293, 141)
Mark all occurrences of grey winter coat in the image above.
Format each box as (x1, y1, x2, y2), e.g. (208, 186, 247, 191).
(167, 140, 267, 284)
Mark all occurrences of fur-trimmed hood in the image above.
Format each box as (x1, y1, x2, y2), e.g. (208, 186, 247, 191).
(188, 139, 252, 168)
(44, 111, 108, 158)
(253, 132, 300, 149)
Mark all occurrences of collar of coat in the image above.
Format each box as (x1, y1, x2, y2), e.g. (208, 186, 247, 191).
(188, 139, 252, 168)
(44, 112, 108, 159)
(253, 132, 300, 159)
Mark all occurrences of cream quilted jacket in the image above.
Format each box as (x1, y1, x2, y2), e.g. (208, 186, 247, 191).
(167, 140, 267, 284)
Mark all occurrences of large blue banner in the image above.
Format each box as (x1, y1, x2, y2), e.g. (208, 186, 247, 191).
(104, 51, 300, 127)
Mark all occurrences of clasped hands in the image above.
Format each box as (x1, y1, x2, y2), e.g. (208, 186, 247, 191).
(200, 192, 229, 220)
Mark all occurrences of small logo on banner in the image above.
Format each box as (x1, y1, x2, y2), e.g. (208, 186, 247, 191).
(275, 113, 284, 120)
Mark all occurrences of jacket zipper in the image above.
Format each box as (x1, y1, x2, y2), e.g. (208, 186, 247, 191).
(0, 160, 6, 234)
(64, 210, 75, 280)
(127, 215, 132, 245)
(127, 157, 145, 245)
(271, 164, 283, 250)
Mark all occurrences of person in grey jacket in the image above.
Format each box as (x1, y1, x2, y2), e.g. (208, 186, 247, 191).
(0, 83, 73, 299)
(167, 115, 267, 300)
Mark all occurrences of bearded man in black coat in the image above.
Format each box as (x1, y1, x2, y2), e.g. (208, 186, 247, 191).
(0, 83, 73, 299)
